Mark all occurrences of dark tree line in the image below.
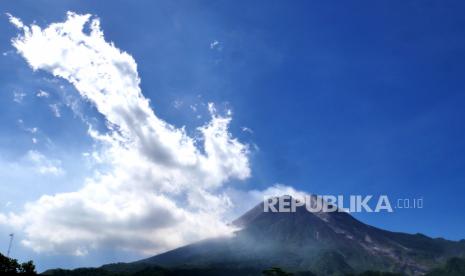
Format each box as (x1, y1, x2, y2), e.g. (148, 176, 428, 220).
(0, 253, 36, 275)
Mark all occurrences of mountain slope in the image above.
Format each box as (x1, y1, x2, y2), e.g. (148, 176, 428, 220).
(105, 197, 465, 275)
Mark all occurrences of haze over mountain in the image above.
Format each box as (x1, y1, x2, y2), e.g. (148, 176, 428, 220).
(94, 197, 465, 276)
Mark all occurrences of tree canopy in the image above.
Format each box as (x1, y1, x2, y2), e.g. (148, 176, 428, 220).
(0, 253, 36, 275)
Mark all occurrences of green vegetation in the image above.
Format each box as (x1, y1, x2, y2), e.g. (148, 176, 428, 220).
(0, 253, 36, 274)
(19, 256, 465, 275)
(44, 266, 264, 276)
(312, 251, 354, 275)
(262, 267, 293, 276)
(425, 257, 465, 276)
(348, 271, 403, 276)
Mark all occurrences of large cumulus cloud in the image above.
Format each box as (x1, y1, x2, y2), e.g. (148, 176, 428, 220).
(2, 12, 251, 256)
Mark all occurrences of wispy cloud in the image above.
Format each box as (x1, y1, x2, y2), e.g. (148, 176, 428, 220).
(241, 126, 253, 134)
(26, 150, 64, 176)
(13, 90, 26, 103)
(172, 99, 183, 109)
(26, 127, 38, 134)
(210, 40, 223, 51)
(36, 90, 49, 98)
(49, 103, 61, 117)
(17, 119, 38, 134)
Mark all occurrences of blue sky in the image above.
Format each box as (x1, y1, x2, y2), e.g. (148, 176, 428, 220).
(1, 0, 465, 271)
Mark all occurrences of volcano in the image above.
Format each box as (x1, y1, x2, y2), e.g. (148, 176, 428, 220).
(99, 197, 465, 275)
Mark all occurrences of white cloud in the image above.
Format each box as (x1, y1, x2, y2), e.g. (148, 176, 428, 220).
(13, 90, 26, 103)
(248, 184, 309, 202)
(17, 122, 42, 144)
(4, 12, 251, 256)
(190, 104, 197, 112)
(36, 90, 49, 98)
(26, 127, 38, 134)
(221, 184, 310, 221)
(49, 103, 61, 117)
(241, 126, 253, 134)
(210, 40, 222, 51)
(172, 99, 183, 109)
(7, 13, 24, 28)
(17, 120, 39, 134)
(25, 150, 64, 176)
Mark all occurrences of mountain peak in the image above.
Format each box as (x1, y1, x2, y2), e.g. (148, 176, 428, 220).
(131, 198, 465, 275)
